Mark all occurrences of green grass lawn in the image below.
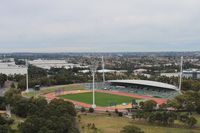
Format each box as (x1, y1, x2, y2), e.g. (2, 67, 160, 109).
(24, 84, 85, 98)
(79, 113, 200, 133)
(59, 92, 136, 107)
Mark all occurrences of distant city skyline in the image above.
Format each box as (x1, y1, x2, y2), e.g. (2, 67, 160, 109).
(0, 0, 200, 52)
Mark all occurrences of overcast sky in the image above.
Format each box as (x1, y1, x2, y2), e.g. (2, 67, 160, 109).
(0, 0, 200, 52)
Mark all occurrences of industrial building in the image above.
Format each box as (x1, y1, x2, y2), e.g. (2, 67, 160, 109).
(0, 59, 27, 75)
(182, 69, 200, 79)
(28, 59, 88, 70)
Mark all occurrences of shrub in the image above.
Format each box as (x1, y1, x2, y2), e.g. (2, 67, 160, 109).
(115, 109, 119, 114)
(108, 112, 111, 117)
(89, 107, 94, 113)
(81, 126, 85, 129)
(118, 112, 123, 117)
(81, 107, 86, 113)
(187, 117, 197, 128)
(121, 125, 144, 133)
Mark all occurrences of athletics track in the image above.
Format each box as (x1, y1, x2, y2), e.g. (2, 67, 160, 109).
(43, 90, 167, 111)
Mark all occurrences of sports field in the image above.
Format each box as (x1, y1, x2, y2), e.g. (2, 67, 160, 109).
(59, 92, 137, 107)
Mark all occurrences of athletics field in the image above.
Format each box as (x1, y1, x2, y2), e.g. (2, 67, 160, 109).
(59, 92, 136, 107)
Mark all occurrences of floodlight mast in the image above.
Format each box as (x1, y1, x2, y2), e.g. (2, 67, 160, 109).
(90, 63, 98, 109)
(25, 59, 29, 92)
(178, 56, 183, 93)
(102, 56, 105, 83)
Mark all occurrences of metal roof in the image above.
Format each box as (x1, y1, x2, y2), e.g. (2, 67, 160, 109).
(107, 80, 178, 91)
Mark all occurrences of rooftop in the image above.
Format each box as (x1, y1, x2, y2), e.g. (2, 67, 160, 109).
(107, 79, 178, 91)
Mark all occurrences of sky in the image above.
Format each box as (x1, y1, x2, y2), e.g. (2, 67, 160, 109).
(0, 0, 200, 52)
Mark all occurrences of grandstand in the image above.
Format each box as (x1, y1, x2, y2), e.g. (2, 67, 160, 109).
(85, 80, 179, 99)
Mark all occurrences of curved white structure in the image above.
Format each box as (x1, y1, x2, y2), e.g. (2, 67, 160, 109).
(107, 80, 178, 91)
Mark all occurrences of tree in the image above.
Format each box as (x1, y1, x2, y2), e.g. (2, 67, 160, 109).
(121, 125, 144, 133)
(115, 109, 119, 114)
(13, 98, 30, 118)
(0, 97, 6, 110)
(28, 98, 48, 116)
(19, 116, 45, 133)
(17, 79, 26, 90)
(187, 117, 197, 128)
(10, 83, 15, 89)
(48, 99, 76, 116)
(147, 111, 177, 125)
(0, 116, 14, 133)
(89, 107, 94, 113)
(38, 127, 54, 133)
(80, 107, 86, 113)
(143, 100, 157, 111)
(178, 114, 197, 128)
(0, 74, 7, 88)
(0, 125, 9, 133)
(169, 91, 200, 114)
(118, 112, 123, 117)
(20, 99, 78, 133)
(4, 89, 22, 105)
(28, 65, 47, 79)
(15, 59, 25, 65)
(139, 102, 144, 109)
(134, 110, 146, 120)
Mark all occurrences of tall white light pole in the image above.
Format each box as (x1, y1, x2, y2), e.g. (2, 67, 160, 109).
(179, 56, 183, 92)
(89, 63, 98, 109)
(25, 59, 29, 92)
(102, 56, 105, 83)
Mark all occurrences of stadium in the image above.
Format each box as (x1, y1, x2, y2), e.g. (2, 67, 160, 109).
(41, 58, 181, 111)
(106, 80, 179, 98)
(85, 79, 179, 99)
(43, 79, 179, 111)
(25, 57, 182, 111)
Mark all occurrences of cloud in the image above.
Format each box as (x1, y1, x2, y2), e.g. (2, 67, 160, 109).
(0, 0, 200, 52)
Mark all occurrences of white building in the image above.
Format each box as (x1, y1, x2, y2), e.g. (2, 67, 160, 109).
(79, 69, 127, 74)
(0, 60, 27, 75)
(28, 59, 88, 70)
(183, 69, 200, 79)
(160, 73, 180, 77)
(161, 69, 200, 79)
(97, 69, 117, 73)
(133, 69, 147, 74)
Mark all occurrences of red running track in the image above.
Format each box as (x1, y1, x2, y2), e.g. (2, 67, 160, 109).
(44, 90, 168, 111)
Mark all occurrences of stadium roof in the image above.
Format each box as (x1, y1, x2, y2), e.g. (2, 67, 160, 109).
(107, 80, 178, 91)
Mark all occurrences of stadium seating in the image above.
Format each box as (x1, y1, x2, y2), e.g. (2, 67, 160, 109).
(84, 82, 179, 99)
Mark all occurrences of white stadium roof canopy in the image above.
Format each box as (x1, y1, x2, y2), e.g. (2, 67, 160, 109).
(107, 80, 178, 91)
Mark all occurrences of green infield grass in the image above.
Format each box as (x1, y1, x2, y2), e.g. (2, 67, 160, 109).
(59, 92, 137, 106)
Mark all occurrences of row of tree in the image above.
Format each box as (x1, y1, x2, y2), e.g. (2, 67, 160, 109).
(168, 91, 200, 114)
(129, 91, 200, 130)
(19, 98, 78, 133)
(15, 65, 128, 90)
(1, 62, 200, 92)
(133, 110, 197, 128)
